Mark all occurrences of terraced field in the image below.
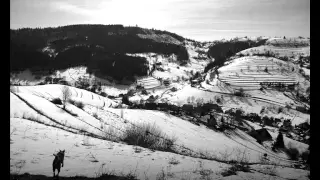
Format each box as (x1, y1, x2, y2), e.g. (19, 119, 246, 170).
(137, 76, 161, 89)
(217, 56, 298, 90)
(238, 45, 310, 60)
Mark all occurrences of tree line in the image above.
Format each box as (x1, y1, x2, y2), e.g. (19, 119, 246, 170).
(10, 24, 189, 81)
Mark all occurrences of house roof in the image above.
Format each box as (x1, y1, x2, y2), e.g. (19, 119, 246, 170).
(255, 128, 272, 138)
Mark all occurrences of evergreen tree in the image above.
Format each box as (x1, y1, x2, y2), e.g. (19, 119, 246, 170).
(235, 109, 242, 122)
(219, 116, 223, 128)
(273, 132, 285, 149)
(207, 114, 217, 128)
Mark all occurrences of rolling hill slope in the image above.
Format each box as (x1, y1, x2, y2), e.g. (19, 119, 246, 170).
(10, 85, 309, 179)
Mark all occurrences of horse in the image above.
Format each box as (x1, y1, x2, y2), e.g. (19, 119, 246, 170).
(53, 150, 65, 177)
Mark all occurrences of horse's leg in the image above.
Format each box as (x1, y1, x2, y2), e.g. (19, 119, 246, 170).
(57, 167, 60, 177)
(53, 168, 55, 177)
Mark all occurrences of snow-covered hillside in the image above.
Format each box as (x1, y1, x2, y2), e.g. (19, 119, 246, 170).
(10, 84, 309, 179)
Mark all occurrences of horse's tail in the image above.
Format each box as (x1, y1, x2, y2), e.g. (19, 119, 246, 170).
(52, 155, 59, 170)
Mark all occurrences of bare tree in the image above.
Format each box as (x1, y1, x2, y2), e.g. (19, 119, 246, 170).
(61, 86, 72, 109)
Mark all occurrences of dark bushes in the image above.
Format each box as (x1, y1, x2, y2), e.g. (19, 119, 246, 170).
(126, 89, 136, 97)
(69, 100, 84, 109)
(234, 88, 245, 97)
(221, 162, 250, 177)
(122, 95, 131, 106)
(170, 87, 178, 92)
(100, 92, 107, 97)
(141, 89, 149, 95)
(301, 150, 309, 162)
(51, 98, 62, 105)
(201, 103, 223, 113)
(75, 101, 84, 109)
(122, 122, 176, 151)
(145, 103, 157, 110)
(285, 146, 300, 160)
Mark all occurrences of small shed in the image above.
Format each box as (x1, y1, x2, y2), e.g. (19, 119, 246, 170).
(249, 128, 273, 143)
(191, 79, 200, 87)
(296, 106, 309, 113)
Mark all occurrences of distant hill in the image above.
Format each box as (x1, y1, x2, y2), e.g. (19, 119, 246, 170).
(10, 24, 190, 81)
(204, 38, 268, 72)
(205, 37, 310, 73)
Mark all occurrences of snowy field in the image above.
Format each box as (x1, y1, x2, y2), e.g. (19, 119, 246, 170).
(10, 84, 309, 179)
(10, 117, 309, 180)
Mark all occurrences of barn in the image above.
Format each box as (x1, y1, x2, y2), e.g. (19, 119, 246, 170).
(249, 128, 273, 143)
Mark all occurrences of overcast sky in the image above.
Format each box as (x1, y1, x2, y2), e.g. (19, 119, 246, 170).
(10, 0, 310, 41)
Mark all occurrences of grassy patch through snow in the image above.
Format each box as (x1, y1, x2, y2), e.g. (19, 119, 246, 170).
(122, 122, 177, 152)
